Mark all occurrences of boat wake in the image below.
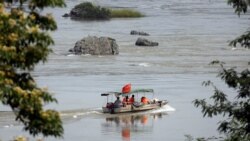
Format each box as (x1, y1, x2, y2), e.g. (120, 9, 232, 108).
(150, 104, 176, 113)
(60, 108, 103, 122)
(0, 105, 175, 128)
(0, 109, 103, 128)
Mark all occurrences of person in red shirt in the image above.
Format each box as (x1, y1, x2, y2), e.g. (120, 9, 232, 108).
(128, 95, 135, 104)
(123, 96, 129, 104)
(141, 96, 149, 104)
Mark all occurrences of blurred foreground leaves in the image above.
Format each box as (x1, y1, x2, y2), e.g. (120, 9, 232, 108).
(193, 0, 250, 141)
(0, 0, 65, 138)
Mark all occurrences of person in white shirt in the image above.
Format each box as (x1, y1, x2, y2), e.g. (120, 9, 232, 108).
(114, 97, 122, 108)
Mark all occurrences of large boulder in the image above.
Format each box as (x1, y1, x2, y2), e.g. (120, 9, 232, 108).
(69, 2, 111, 20)
(135, 38, 159, 46)
(69, 36, 119, 55)
(130, 30, 150, 36)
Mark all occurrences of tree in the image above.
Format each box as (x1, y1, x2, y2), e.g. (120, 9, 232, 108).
(193, 0, 250, 141)
(228, 0, 250, 49)
(0, 0, 65, 138)
(194, 61, 250, 141)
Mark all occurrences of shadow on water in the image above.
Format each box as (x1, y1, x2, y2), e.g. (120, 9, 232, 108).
(101, 112, 167, 141)
(98, 105, 175, 140)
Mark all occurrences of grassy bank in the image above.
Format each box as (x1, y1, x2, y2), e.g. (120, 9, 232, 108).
(111, 9, 144, 18)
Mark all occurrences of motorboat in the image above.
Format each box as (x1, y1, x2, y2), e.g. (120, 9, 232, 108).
(101, 88, 168, 114)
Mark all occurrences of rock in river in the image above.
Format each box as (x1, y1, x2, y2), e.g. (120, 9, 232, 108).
(69, 36, 119, 55)
(135, 38, 159, 46)
(69, 2, 110, 20)
(130, 30, 150, 36)
(62, 13, 70, 17)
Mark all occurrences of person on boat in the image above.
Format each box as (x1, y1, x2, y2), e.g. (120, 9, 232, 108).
(128, 95, 135, 104)
(114, 97, 122, 108)
(141, 96, 149, 104)
(122, 96, 129, 104)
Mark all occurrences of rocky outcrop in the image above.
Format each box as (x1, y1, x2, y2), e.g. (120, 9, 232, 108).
(62, 13, 70, 17)
(68, 2, 110, 20)
(69, 36, 119, 55)
(135, 38, 159, 46)
(130, 30, 149, 36)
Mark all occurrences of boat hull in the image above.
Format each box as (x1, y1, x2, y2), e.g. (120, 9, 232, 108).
(102, 100, 167, 114)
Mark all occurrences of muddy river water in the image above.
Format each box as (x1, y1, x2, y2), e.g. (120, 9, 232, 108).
(0, 0, 250, 140)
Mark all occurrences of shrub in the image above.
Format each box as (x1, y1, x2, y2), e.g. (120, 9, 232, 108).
(111, 9, 144, 18)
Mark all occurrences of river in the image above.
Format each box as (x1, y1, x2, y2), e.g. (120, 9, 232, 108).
(0, 0, 250, 140)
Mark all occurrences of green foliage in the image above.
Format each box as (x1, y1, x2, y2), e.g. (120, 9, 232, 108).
(111, 9, 144, 18)
(70, 2, 111, 20)
(229, 31, 250, 49)
(194, 62, 250, 141)
(227, 0, 250, 15)
(193, 1, 250, 140)
(0, 0, 65, 138)
(228, 0, 250, 48)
